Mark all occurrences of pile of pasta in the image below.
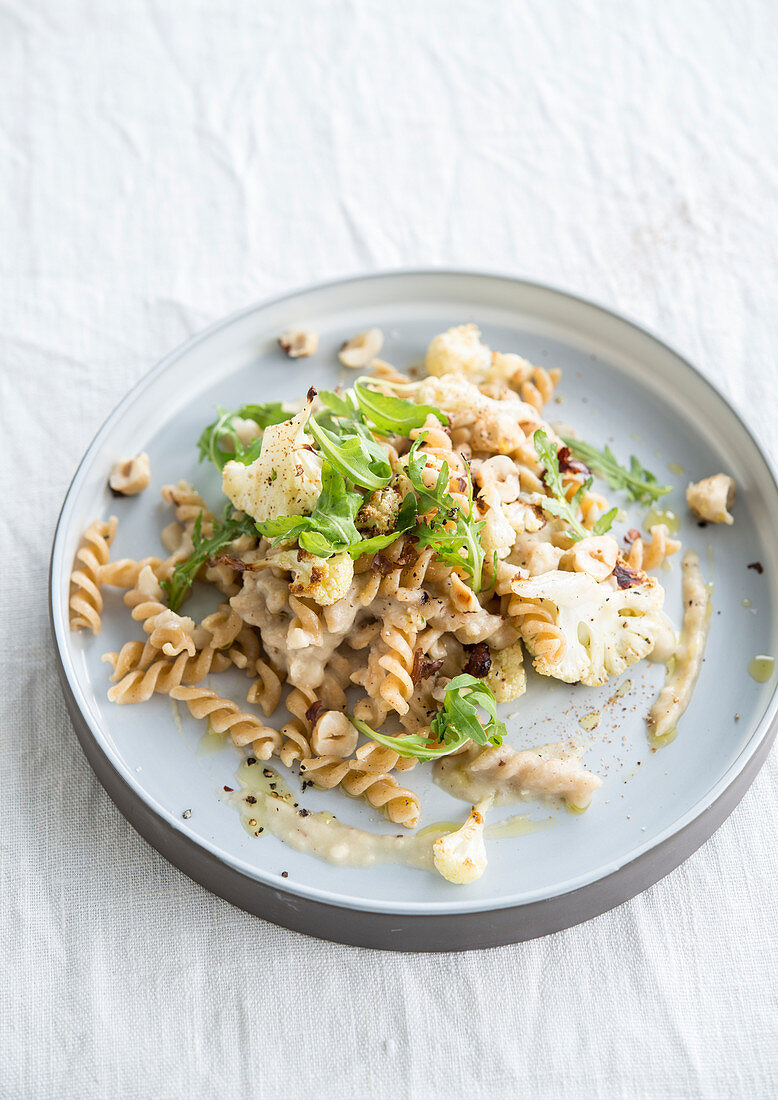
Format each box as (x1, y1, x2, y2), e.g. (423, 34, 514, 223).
(69, 324, 682, 829)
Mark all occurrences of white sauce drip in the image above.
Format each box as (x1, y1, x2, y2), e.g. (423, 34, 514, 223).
(226, 760, 547, 877)
(433, 742, 602, 810)
(647, 550, 710, 744)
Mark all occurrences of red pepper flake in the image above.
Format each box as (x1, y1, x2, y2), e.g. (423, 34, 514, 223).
(747, 561, 764, 574)
(306, 386, 318, 403)
(625, 528, 641, 544)
(246, 795, 257, 805)
(280, 871, 289, 878)
(223, 786, 234, 792)
(463, 642, 492, 678)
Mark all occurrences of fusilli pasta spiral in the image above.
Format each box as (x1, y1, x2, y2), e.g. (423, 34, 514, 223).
(69, 516, 118, 634)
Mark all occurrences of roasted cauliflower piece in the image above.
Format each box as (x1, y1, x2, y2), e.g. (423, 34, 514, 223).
(433, 808, 488, 884)
(425, 324, 492, 381)
(478, 485, 518, 560)
(415, 373, 539, 433)
(271, 548, 354, 606)
(485, 640, 527, 703)
(686, 474, 736, 525)
(510, 568, 666, 686)
(356, 486, 401, 535)
(222, 400, 322, 523)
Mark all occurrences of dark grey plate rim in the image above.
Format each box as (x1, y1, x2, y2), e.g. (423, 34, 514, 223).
(50, 269, 778, 948)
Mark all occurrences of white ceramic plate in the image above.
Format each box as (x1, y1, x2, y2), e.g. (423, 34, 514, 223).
(50, 272, 778, 950)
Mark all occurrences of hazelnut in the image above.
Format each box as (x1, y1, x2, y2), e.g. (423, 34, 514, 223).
(278, 328, 319, 358)
(108, 453, 151, 496)
(338, 328, 384, 369)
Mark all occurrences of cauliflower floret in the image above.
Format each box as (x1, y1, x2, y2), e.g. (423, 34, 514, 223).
(686, 473, 735, 525)
(502, 500, 546, 536)
(415, 374, 539, 432)
(485, 640, 527, 702)
(271, 548, 354, 606)
(356, 487, 401, 535)
(425, 324, 492, 381)
(433, 807, 488, 884)
(222, 401, 322, 522)
(511, 568, 666, 686)
(489, 351, 536, 385)
(479, 485, 518, 560)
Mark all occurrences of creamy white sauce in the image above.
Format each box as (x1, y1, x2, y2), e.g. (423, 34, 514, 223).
(647, 550, 710, 744)
(227, 760, 548, 875)
(434, 742, 602, 810)
(648, 613, 678, 664)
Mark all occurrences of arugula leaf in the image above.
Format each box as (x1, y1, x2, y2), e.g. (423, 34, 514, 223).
(405, 435, 486, 590)
(350, 674, 505, 761)
(533, 429, 617, 541)
(162, 507, 257, 611)
(307, 415, 392, 491)
(353, 378, 448, 434)
(559, 435, 671, 504)
(257, 464, 363, 557)
(317, 389, 361, 421)
(198, 403, 289, 470)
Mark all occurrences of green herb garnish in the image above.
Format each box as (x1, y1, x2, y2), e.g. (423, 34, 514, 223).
(256, 463, 363, 557)
(353, 378, 447, 434)
(198, 403, 289, 470)
(306, 416, 392, 491)
(533, 429, 618, 541)
(162, 507, 256, 611)
(351, 674, 505, 761)
(405, 435, 486, 590)
(559, 435, 671, 504)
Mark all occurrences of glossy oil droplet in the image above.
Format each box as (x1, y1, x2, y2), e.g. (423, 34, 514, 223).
(748, 655, 775, 683)
(742, 598, 752, 608)
(644, 508, 680, 536)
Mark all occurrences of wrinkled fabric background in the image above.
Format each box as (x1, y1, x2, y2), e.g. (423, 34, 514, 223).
(1, 2, 777, 1097)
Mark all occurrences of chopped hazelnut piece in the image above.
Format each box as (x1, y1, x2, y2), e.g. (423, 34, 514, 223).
(108, 453, 151, 496)
(338, 328, 384, 368)
(278, 328, 319, 358)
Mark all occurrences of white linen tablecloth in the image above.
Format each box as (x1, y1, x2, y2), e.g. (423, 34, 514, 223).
(2, 2, 776, 1096)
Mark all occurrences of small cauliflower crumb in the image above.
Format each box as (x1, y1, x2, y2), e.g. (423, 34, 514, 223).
(485, 640, 527, 703)
(272, 548, 354, 606)
(356, 487, 401, 535)
(686, 473, 736, 525)
(433, 808, 488, 884)
(425, 324, 492, 381)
